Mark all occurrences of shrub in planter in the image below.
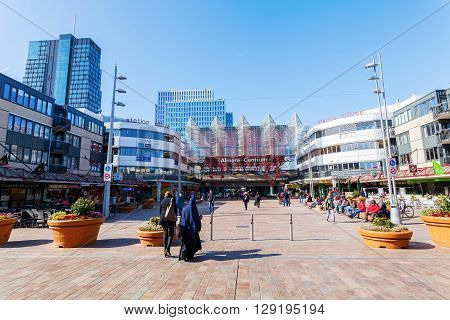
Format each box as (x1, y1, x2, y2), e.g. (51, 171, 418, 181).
(358, 217, 413, 249)
(420, 195, 450, 247)
(48, 198, 105, 248)
(0, 213, 17, 245)
(137, 217, 164, 246)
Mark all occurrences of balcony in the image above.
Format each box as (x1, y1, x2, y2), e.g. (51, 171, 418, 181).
(50, 140, 70, 154)
(432, 102, 450, 120)
(52, 116, 71, 131)
(49, 164, 67, 174)
(438, 129, 450, 145)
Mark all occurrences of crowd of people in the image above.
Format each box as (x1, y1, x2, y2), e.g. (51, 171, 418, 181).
(303, 191, 391, 223)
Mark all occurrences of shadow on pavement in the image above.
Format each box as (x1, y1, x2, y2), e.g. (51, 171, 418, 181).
(3, 239, 53, 248)
(86, 238, 140, 248)
(194, 249, 281, 261)
(407, 242, 435, 250)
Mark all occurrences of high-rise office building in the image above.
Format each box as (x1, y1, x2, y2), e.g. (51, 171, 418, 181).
(156, 89, 233, 134)
(23, 34, 102, 114)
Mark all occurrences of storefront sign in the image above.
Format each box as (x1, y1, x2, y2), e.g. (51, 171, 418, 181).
(48, 184, 81, 189)
(126, 118, 150, 125)
(409, 164, 418, 174)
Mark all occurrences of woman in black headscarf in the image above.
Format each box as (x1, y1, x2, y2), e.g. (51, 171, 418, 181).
(179, 194, 202, 261)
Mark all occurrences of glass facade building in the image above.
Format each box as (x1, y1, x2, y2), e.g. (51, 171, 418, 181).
(156, 89, 233, 134)
(23, 34, 102, 114)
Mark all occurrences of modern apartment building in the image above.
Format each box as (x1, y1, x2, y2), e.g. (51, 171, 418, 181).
(392, 89, 450, 194)
(23, 34, 102, 114)
(155, 89, 233, 134)
(0, 73, 104, 208)
(106, 120, 192, 181)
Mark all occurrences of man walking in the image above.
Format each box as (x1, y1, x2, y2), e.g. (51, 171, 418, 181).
(207, 190, 215, 214)
(325, 193, 335, 223)
(243, 191, 250, 211)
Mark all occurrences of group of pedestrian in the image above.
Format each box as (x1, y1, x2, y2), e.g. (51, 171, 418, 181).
(159, 191, 202, 262)
(278, 191, 291, 206)
(323, 192, 391, 223)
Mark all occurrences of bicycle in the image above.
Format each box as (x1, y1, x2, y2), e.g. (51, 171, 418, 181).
(399, 200, 415, 219)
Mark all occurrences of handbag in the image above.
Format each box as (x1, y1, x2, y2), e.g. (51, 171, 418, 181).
(164, 200, 178, 222)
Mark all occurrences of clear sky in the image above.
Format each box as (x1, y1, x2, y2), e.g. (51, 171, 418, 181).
(0, 0, 449, 127)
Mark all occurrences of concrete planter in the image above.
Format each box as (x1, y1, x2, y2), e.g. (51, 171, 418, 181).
(48, 217, 105, 248)
(142, 199, 155, 209)
(420, 215, 450, 248)
(137, 230, 164, 247)
(358, 228, 413, 249)
(0, 218, 17, 245)
(117, 205, 136, 213)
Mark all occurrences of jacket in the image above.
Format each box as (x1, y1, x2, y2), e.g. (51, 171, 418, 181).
(159, 196, 176, 225)
(367, 203, 380, 214)
(325, 198, 334, 210)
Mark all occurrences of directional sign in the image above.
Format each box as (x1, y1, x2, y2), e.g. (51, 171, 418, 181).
(389, 158, 396, 168)
(103, 164, 112, 182)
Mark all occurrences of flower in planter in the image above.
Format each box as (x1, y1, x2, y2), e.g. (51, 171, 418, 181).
(420, 195, 450, 217)
(138, 217, 163, 232)
(0, 213, 14, 221)
(361, 217, 409, 232)
(49, 198, 100, 221)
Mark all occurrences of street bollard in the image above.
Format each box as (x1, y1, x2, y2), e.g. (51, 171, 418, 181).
(210, 212, 214, 241)
(250, 214, 254, 241)
(289, 214, 293, 241)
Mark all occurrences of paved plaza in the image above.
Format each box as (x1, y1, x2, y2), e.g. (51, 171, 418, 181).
(0, 200, 449, 300)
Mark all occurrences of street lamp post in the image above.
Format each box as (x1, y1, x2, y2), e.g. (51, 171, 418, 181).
(102, 65, 126, 218)
(366, 55, 401, 224)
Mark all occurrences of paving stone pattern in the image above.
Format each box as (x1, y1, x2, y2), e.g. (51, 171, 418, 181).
(0, 200, 449, 299)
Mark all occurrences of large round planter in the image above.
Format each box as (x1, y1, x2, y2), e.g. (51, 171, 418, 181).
(48, 217, 105, 248)
(0, 218, 17, 245)
(117, 205, 136, 213)
(358, 228, 413, 249)
(142, 199, 155, 209)
(420, 215, 450, 247)
(137, 230, 164, 247)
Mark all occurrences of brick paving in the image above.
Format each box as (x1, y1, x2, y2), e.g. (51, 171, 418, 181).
(0, 199, 449, 300)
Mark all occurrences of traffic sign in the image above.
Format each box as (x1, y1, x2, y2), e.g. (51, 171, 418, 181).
(103, 164, 112, 182)
(389, 158, 396, 168)
(390, 167, 397, 176)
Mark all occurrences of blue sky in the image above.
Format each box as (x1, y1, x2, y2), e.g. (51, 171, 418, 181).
(0, 0, 449, 126)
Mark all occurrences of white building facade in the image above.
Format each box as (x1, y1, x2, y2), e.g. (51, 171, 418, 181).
(295, 97, 418, 191)
(105, 120, 192, 181)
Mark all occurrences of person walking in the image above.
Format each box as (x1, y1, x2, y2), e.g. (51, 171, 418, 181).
(159, 191, 177, 257)
(243, 191, 250, 211)
(254, 192, 261, 208)
(176, 192, 185, 216)
(179, 194, 202, 261)
(325, 193, 335, 222)
(207, 190, 215, 214)
(299, 191, 304, 204)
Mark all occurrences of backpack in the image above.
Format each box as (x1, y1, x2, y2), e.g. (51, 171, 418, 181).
(164, 199, 177, 222)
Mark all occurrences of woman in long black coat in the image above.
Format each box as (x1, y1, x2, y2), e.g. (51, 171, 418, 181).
(159, 191, 177, 257)
(178, 195, 202, 261)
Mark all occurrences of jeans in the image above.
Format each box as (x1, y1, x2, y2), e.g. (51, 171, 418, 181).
(346, 208, 361, 218)
(162, 223, 175, 252)
(244, 202, 248, 210)
(209, 201, 214, 214)
(299, 196, 303, 204)
(327, 209, 335, 222)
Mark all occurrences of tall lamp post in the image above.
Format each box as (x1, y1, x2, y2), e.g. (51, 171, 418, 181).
(366, 54, 401, 224)
(103, 64, 126, 218)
